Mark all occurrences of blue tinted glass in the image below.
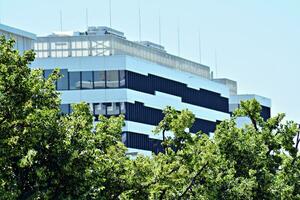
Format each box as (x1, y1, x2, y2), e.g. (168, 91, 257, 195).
(106, 70, 119, 88)
(69, 72, 81, 90)
(93, 71, 105, 89)
(57, 69, 69, 90)
(60, 104, 69, 114)
(81, 71, 93, 89)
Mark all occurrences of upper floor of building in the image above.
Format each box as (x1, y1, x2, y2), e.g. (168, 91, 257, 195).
(0, 23, 36, 52)
(34, 26, 210, 79)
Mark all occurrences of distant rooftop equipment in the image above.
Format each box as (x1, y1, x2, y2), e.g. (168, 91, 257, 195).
(138, 41, 166, 52)
(35, 26, 210, 79)
(85, 26, 125, 38)
(50, 26, 125, 39)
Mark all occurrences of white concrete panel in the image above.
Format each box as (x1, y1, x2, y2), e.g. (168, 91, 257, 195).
(230, 94, 271, 108)
(123, 121, 174, 140)
(127, 148, 152, 157)
(60, 89, 127, 103)
(32, 55, 127, 71)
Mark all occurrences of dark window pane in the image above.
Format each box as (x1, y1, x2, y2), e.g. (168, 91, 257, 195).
(82, 71, 93, 89)
(119, 70, 125, 87)
(106, 70, 119, 88)
(69, 72, 81, 90)
(94, 103, 106, 115)
(44, 69, 53, 79)
(94, 71, 105, 89)
(107, 102, 120, 115)
(57, 69, 69, 90)
(69, 104, 74, 113)
(60, 104, 69, 114)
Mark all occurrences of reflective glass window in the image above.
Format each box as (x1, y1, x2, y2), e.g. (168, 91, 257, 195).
(44, 69, 53, 79)
(106, 70, 119, 88)
(119, 70, 125, 87)
(94, 103, 106, 115)
(93, 71, 105, 89)
(57, 69, 69, 90)
(107, 102, 120, 115)
(69, 72, 81, 90)
(81, 71, 93, 89)
(120, 102, 126, 114)
(60, 104, 70, 114)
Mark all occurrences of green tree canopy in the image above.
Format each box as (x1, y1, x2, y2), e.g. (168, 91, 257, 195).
(0, 36, 299, 199)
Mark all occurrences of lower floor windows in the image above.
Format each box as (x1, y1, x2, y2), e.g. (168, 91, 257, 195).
(60, 102, 126, 117)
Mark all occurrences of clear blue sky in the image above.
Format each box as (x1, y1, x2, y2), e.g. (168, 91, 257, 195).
(0, 0, 299, 122)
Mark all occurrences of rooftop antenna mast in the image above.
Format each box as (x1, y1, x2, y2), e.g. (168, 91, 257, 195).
(59, 10, 63, 31)
(177, 19, 181, 56)
(138, 0, 142, 41)
(85, 8, 89, 30)
(214, 49, 218, 77)
(109, 0, 112, 27)
(198, 31, 202, 63)
(158, 11, 161, 45)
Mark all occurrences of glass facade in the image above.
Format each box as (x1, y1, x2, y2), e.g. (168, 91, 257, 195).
(106, 70, 119, 88)
(57, 69, 69, 90)
(44, 69, 125, 90)
(61, 102, 126, 117)
(69, 72, 81, 90)
(93, 71, 106, 89)
(60, 104, 70, 114)
(81, 71, 93, 89)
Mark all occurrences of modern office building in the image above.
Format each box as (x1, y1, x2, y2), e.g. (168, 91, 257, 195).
(0, 23, 271, 155)
(0, 23, 36, 52)
(229, 94, 271, 127)
(31, 26, 231, 155)
(213, 78, 271, 126)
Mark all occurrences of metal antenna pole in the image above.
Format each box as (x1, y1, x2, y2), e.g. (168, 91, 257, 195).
(60, 10, 63, 31)
(109, 0, 112, 27)
(198, 31, 202, 63)
(138, 0, 142, 41)
(177, 20, 180, 56)
(215, 49, 218, 77)
(158, 11, 161, 45)
(86, 8, 89, 30)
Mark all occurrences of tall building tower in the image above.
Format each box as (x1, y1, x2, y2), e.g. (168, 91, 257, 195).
(31, 26, 230, 155)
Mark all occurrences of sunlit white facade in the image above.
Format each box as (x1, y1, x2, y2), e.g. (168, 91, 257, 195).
(0, 23, 36, 52)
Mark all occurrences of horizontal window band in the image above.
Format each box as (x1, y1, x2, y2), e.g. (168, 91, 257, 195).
(45, 69, 229, 113)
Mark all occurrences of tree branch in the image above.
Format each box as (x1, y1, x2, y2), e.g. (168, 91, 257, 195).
(291, 131, 300, 166)
(177, 162, 209, 199)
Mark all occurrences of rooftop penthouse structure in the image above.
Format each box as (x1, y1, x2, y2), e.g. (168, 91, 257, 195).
(0, 23, 36, 52)
(34, 26, 210, 78)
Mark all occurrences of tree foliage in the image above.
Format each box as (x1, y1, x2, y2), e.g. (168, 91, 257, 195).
(0, 36, 299, 199)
